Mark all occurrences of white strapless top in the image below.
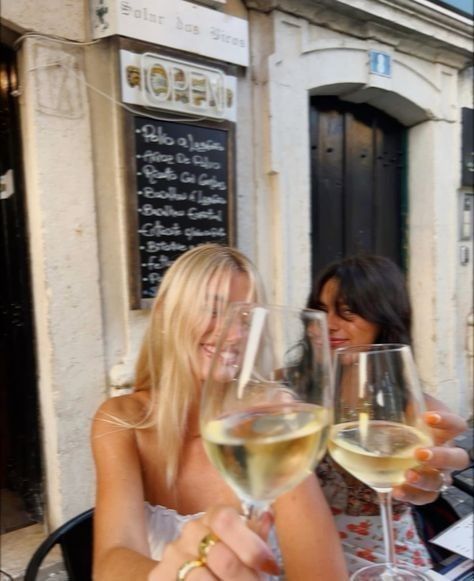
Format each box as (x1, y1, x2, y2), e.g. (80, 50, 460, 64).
(145, 502, 204, 560)
(144, 502, 282, 578)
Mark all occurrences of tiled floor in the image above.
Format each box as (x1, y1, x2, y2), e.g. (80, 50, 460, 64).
(0, 488, 64, 580)
(0, 523, 63, 580)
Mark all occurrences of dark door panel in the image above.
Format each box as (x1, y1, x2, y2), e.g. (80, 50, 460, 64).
(310, 105, 345, 269)
(310, 97, 405, 279)
(374, 123, 404, 264)
(345, 111, 374, 254)
(1, 43, 42, 530)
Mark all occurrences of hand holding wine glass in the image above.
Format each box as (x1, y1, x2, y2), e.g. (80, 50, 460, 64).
(330, 344, 433, 581)
(200, 303, 333, 575)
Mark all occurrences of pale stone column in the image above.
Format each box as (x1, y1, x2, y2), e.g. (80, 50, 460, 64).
(18, 38, 106, 527)
(409, 117, 461, 412)
(249, 10, 313, 306)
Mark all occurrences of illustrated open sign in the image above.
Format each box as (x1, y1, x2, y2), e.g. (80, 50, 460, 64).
(120, 49, 236, 121)
(141, 53, 229, 116)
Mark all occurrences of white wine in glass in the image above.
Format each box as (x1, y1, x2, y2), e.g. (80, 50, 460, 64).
(200, 302, 333, 520)
(330, 344, 433, 581)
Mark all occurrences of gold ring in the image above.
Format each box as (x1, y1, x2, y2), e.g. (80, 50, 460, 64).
(176, 559, 204, 580)
(198, 532, 219, 563)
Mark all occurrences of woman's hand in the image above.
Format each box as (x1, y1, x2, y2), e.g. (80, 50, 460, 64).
(148, 505, 278, 580)
(393, 411, 470, 505)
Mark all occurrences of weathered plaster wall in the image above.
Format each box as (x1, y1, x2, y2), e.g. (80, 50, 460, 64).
(2, 0, 88, 41)
(408, 119, 460, 409)
(84, 38, 149, 393)
(18, 37, 106, 526)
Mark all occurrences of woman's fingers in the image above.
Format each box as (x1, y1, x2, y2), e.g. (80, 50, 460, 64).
(393, 410, 470, 507)
(424, 412, 469, 445)
(175, 555, 217, 581)
(415, 446, 470, 471)
(392, 482, 440, 506)
(393, 466, 449, 505)
(395, 445, 469, 505)
(404, 466, 451, 492)
(204, 506, 279, 576)
(152, 506, 279, 581)
(395, 447, 469, 507)
(204, 541, 261, 581)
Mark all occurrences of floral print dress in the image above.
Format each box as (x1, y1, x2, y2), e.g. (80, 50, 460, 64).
(317, 455, 432, 575)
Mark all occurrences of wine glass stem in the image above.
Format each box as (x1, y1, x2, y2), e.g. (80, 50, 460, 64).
(242, 501, 279, 580)
(241, 501, 271, 522)
(377, 490, 397, 568)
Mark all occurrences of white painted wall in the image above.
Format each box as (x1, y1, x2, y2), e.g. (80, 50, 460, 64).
(409, 118, 461, 410)
(83, 39, 149, 393)
(18, 37, 106, 526)
(2, 0, 88, 41)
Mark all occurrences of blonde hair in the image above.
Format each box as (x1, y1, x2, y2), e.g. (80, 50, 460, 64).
(135, 244, 264, 487)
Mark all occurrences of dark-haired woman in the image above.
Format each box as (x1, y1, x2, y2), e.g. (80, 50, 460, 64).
(308, 254, 469, 575)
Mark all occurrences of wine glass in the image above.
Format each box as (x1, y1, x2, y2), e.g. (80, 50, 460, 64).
(330, 344, 433, 581)
(200, 302, 333, 521)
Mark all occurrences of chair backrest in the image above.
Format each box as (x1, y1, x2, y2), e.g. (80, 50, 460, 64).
(452, 463, 474, 497)
(24, 508, 93, 581)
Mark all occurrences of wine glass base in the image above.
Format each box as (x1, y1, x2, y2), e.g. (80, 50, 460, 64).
(350, 563, 432, 581)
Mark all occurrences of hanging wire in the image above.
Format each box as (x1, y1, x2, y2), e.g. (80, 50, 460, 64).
(13, 31, 103, 50)
(13, 31, 228, 124)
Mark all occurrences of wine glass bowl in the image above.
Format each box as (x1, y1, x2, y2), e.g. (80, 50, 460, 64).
(200, 303, 333, 515)
(330, 344, 433, 581)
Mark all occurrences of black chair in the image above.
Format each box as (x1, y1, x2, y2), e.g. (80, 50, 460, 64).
(413, 459, 474, 566)
(452, 462, 474, 497)
(412, 494, 460, 565)
(24, 508, 93, 581)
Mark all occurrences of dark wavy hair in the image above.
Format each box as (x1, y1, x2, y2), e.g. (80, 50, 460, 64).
(307, 254, 412, 346)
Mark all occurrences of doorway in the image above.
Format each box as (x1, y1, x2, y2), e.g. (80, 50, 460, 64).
(309, 96, 407, 278)
(1, 43, 43, 532)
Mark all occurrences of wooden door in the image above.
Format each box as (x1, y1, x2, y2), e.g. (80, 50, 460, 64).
(310, 96, 406, 279)
(1, 43, 42, 529)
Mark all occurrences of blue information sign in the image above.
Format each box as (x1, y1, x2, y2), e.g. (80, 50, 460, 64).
(369, 50, 392, 78)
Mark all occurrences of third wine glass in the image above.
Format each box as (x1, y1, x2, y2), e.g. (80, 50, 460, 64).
(330, 344, 433, 581)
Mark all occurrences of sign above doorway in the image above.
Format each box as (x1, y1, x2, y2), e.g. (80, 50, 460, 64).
(90, 0, 249, 67)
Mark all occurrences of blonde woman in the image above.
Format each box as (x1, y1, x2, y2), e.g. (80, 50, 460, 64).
(92, 244, 348, 581)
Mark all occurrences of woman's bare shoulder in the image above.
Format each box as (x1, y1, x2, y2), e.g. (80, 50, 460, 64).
(93, 390, 152, 429)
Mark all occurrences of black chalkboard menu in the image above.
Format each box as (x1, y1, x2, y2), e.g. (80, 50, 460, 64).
(127, 115, 234, 307)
